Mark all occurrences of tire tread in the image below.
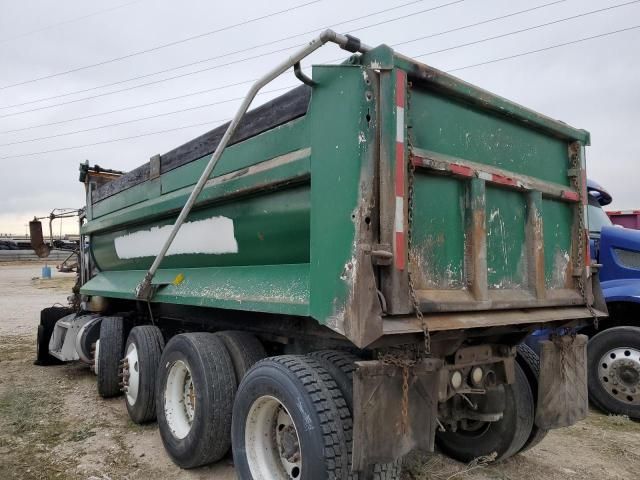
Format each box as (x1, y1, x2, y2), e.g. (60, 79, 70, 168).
(97, 317, 124, 398)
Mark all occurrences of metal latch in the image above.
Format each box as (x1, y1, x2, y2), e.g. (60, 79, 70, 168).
(365, 243, 393, 266)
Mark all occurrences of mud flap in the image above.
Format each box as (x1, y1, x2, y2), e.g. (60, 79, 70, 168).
(352, 358, 442, 471)
(536, 334, 588, 429)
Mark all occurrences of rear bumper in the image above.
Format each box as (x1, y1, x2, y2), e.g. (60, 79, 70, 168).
(382, 306, 606, 336)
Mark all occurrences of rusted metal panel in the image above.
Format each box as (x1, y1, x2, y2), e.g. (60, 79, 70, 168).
(352, 359, 441, 470)
(382, 306, 606, 335)
(379, 68, 411, 314)
(466, 178, 488, 302)
(536, 335, 589, 429)
(411, 149, 581, 203)
(526, 191, 546, 299)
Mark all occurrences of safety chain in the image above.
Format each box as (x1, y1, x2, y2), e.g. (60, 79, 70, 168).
(569, 143, 599, 330)
(406, 81, 431, 357)
(407, 161, 431, 356)
(379, 79, 432, 434)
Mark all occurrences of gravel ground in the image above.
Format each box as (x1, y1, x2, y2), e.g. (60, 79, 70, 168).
(1, 263, 639, 479)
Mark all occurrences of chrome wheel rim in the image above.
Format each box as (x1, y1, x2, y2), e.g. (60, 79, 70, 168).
(124, 343, 140, 406)
(598, 347, 640, 405)
(245, 395, 302, 479)
(164, 360, 196, 439)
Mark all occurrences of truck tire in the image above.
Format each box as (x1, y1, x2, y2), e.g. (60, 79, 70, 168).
(436, 362, 534, 462)
(587, 326, 640, 419)
(309, 350, 402, 480)
(35, 306, 73, 366)
(156, 333, 236, 468)
(232, 355, 351, 480)
(97, 317, 125, 398)
(123, 326, 165, 424)
(516, 344, 549, 452)
(215, 330, 266, 383)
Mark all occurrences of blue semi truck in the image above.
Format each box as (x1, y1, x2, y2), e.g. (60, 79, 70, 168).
(528, 179, 640, 419)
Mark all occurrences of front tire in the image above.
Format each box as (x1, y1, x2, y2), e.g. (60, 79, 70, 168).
(232, 355, 351, 480)
(436, 362, 534, 462)
(123, 326, 165, 424)
(587, 326, 640, 419)
(156, 333, 236, 468)
(97, 317, 125, 398)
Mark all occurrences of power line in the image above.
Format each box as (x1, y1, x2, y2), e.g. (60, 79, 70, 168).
(4, 0, 558, 123)
(0, 0, 597, 127)
(447, 23, 640, 72)
(0, 0, 144, 45)
(411, 0, 640, 58)
(0, 78, 258, 134)
(0, 0, 322, 90)
(1, 0, 622, 131)
(0, 120, 226, 160)
(0, 0, 450, 112)
(0, 85, 296, 146)
(392, 0, 567, 49)
(2, 22, 638, 161)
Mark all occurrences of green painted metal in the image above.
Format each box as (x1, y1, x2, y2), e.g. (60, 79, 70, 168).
(485, 187, 527, 289)
(80, 46, 592, 342)
(407, 89, 571, 186)
(308, 65, 375, 324)
(391, 54, 590, 145)
(410, 174, 465, 289)
(81, 264, 309, 315)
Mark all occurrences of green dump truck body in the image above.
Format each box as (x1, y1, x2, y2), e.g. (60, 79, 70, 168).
(80, 44, 596, 348)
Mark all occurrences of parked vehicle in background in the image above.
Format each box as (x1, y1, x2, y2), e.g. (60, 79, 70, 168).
(32, 31, 603, 477)
(608, 209, 640, 230)
(528, 179, 640, 419)
(585, 180, 640, 419)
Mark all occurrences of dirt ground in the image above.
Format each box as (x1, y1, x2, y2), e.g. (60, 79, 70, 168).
(1, 263, 639, 480)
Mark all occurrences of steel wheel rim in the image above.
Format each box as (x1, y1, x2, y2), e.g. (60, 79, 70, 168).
(93, 339, 100, 376)
(245, 395, 302, 480)
(164, 360, 196, 439)
(598, 347, 640, 405)
(124, 343, 140, 406)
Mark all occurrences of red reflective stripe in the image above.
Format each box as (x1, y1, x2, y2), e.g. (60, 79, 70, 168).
(449, 163, 474, 177)
(492, 173, 517, 187)
(395, 231, 405, 270)
(561, 190, 580, 202)
(396, 70, 405, 106)
(395, 143, 405, 196)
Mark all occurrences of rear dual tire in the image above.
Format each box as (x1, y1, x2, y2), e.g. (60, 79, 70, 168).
(310, 350, 402, 479)
(123, 326, 165, 424)
(232, 355, 352, 480)
(155, 330, 266, 469)
(97, 317, 125, 398)
(156, 333, 236, 469)
(436, 362, 534, 462)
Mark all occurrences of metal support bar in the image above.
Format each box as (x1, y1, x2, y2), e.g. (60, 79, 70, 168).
(135, 30, 371, 300)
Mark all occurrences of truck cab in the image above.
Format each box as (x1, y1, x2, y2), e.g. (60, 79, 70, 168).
(580, 180, 640, 418)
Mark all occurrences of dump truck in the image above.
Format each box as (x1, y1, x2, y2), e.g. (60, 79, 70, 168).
(33, 31, 605, 479)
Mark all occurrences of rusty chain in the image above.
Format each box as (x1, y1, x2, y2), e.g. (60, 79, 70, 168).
(407, 149, 432, 357)
(379, 79, 432, 434)
(569, 143, 599, 330)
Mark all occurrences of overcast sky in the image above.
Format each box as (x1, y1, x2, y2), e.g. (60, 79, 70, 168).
(0, 0, 638, 235)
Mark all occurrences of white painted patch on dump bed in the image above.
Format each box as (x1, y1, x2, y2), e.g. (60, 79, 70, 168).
(114, 216, 237, 259)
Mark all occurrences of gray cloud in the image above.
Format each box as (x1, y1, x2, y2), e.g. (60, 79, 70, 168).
(1, 0, 638, 234)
